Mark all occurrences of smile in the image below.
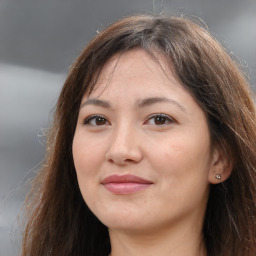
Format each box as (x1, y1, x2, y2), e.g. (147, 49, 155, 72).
(101, 174, 153, 195)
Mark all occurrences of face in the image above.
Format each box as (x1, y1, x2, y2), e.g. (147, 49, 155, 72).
(72, 49, 217, 235)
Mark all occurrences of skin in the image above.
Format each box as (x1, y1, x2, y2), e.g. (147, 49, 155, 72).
(72, 49, 228, 256)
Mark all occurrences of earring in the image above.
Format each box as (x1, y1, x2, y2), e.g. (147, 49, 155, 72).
(215, 174, 221, 180)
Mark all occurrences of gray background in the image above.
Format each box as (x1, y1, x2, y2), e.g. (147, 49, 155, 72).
(1, 0, 256, 255)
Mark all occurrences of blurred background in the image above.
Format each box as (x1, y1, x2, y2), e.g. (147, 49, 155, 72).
(0, 0, 255, 255)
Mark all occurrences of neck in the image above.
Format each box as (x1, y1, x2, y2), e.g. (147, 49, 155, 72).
(109, 221, 206, 256)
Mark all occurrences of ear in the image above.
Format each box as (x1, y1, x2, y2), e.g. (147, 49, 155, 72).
(208, 145, 233, 184)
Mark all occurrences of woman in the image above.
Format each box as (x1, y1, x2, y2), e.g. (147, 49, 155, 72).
(21, 14, 256, 256)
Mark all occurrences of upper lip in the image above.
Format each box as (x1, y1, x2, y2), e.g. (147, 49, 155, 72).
(102, 174, 153, 184)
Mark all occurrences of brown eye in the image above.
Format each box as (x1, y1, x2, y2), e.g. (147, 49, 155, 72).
(154, 116, 167, 125)
(83, 115, 110, 126)
(95, 116, 107, 125)
(145, 114, 175, 126)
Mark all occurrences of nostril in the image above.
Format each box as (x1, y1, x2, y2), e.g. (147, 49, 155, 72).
(109, 158, 133, 166)
(126, 159, 136, 163)
(105, 151, 142, 165)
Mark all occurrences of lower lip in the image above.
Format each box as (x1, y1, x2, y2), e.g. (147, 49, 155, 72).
(103, 182, 151, 194)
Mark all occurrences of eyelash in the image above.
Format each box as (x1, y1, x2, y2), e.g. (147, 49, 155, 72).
(83, 115, 109, 126)
(145, 113, 175, 126)
(83, 113, 175, 127)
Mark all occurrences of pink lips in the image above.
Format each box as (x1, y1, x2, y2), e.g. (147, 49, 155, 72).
(102, 174, 153, 195)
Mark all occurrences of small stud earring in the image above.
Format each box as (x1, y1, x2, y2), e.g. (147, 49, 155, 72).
(215, 174, 221, 180)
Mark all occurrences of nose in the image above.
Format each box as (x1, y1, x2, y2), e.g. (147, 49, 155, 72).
(105, 124, 143, 165)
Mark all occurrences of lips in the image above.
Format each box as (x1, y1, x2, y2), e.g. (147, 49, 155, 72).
(101, 174, 153, 194)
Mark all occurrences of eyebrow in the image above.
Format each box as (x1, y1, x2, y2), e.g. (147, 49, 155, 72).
(80, 97, 186, 113)
(80, 98, 111, 109)
(136, 97, 187, 113)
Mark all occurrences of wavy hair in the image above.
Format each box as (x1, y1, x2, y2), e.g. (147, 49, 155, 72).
(22, 14, 256, 256)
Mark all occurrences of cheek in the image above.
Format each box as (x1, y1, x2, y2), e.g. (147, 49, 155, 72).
(73, 134, 103, 173)
(147, 130, 212, 188)
(72, 134, 104, 208)
(147, 137, 211, 215)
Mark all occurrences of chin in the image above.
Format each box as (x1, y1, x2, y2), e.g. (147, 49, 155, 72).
(96, 208, 151, 231)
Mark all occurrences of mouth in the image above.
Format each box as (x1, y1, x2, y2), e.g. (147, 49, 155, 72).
(101, 174, 153, 195)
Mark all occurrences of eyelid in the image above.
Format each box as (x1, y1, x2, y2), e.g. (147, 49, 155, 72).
(144, 113, 176, 125)
(82, 114, 110, 126)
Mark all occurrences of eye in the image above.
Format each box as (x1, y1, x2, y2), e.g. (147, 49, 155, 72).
(83, 115, 110, 126)
(145, 114, 175, 126)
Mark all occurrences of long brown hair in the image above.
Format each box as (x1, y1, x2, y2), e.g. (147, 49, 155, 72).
(22, 14, 256, 256)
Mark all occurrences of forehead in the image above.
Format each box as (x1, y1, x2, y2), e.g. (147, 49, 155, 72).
(88, 48, 181, 97)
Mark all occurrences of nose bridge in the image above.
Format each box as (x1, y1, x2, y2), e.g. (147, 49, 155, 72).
(105, 119, 142, 164)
